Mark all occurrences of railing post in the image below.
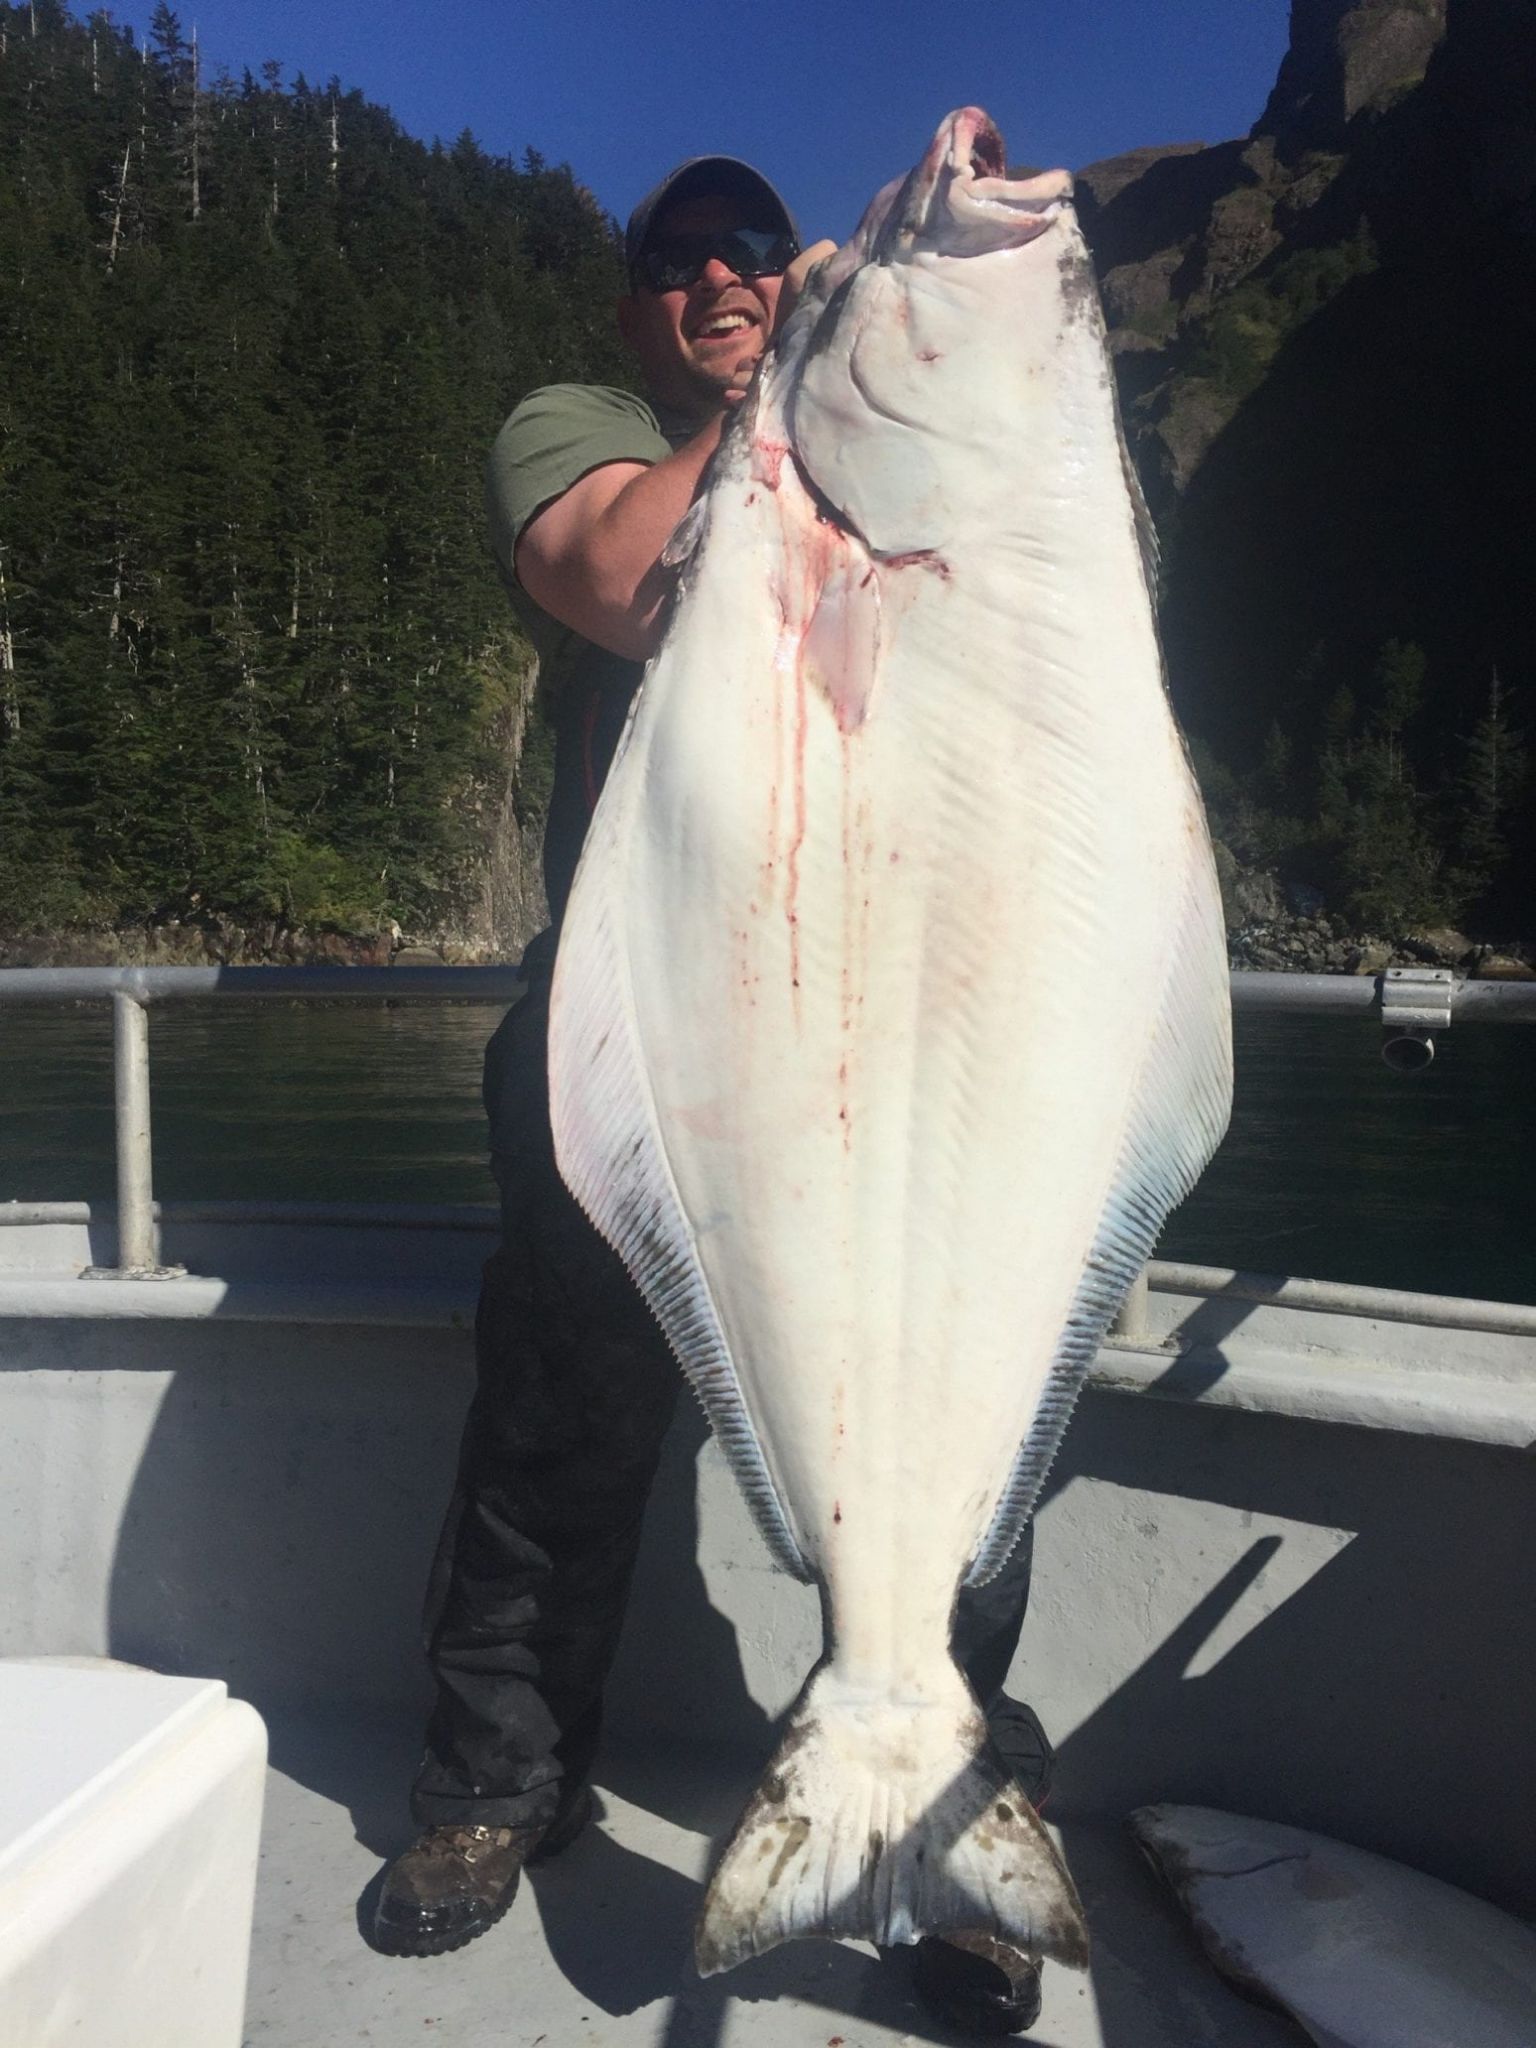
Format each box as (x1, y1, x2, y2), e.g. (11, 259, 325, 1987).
(1110, 1265, 1150, 1343)
(112, 991, 157, 1272)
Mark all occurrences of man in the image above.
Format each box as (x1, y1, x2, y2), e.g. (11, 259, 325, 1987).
(374, 154, 1052, 2036)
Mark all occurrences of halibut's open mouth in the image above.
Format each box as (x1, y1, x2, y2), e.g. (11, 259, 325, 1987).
(882, 107, 1072, 255)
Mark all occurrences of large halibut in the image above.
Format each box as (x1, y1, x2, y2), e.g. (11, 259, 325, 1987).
(550, 107, 1233, 1976)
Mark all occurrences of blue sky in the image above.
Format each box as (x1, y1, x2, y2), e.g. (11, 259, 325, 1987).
(119, 0, 1292, 243)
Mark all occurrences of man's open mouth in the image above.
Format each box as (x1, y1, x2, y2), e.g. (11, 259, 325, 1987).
(693, 310, 757, 340)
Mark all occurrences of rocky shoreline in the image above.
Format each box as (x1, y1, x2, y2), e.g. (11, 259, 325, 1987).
(1217, 855, 1534, 981)
(0, 919, 502, 971)
(4, 875, 1532, 984)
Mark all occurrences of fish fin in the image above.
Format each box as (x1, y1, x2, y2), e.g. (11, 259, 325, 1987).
(696, 1665, 1088, 1976)
(967, 854, 1233, 1584)
(1049, 212, 1161, 602)
(550, 832, 810, 1583)
(660, 494, 707, 569)
(1122, 438, 1160, 597)
(788, 269, 947, 556)
(797, 541, 882, 733)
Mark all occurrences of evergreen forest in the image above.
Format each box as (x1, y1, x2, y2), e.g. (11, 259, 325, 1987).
(1, 0, 630, 941)
(1, 0, 1532, 955)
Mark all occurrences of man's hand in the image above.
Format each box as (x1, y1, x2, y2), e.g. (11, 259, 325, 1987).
(518, 238, 842, 658)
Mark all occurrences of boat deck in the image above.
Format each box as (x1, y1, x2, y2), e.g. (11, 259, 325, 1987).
(249, 1710, 1302, 2048)
(4, 1195, 1531, 2045)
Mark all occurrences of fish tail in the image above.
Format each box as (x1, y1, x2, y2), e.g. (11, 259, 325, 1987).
(694, 1665, 1088, 1977)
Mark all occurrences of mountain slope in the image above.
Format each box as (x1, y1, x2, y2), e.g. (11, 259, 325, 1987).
(1080, 0, 1535, 933)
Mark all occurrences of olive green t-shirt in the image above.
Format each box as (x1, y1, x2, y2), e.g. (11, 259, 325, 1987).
(485, 383, 691, 923)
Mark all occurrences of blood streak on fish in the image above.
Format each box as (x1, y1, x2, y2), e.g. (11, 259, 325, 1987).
(880, 550, 951, 578)
(759, 655, 783, 917)
(785, 649, 808, 999)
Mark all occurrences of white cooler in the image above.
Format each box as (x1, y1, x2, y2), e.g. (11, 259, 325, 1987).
(0, 1661, 266, 2047)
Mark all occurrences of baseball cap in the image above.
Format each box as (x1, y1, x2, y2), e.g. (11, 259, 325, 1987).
(625, 156, 800, 288)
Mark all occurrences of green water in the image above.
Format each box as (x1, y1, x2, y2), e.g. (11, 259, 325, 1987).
(1, 1004, 1532, 1304)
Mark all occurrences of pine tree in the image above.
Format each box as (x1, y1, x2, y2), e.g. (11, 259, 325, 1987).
(0, 0, 631, 939)
(1322, 643, 1448, 928)
(1365, 638, 1427, 783)
(1445, 669, 1528, 911)
(1335, 735, 1446, 931)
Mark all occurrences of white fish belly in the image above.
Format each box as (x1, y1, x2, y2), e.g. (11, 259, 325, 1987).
(554, 378, 1222, 1686)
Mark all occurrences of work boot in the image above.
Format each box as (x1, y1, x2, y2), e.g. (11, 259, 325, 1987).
(912, 1932, 1043, 2035)
(906, 1698, 1053, 2035)
(373, 1785, 593, 1957)
(989, 1696, 1054, 1807)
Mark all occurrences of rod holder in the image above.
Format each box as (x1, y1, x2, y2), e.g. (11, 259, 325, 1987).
(1380, 967, 1454, 1073)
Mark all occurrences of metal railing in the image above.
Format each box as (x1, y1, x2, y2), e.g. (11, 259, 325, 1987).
(0, 966, 519, 1276)
(2, 963, 1534, 1288)
(1128, 1261, 1536, 1341)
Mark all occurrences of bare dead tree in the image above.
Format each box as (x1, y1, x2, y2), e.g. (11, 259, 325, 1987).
(227, 542, 270, 837)
(103, 139, 132, 273)
(190, 23, 201, 221)
(108, 538, 124, 645)
(260, 60, 282, 227)
(0, 548, 19, 740)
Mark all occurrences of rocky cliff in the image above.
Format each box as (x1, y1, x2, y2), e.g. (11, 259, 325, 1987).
(1080, 0, 1453, 498)
(1260, 0, 1449, 136)
(1080, 0, 1535, 787)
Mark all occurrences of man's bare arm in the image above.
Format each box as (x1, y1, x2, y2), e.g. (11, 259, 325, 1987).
(513, 416, 725, 663)
(514, 240, 838, 665)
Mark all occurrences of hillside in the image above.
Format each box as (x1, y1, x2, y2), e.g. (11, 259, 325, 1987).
(1080, 0, 1535, 945)
(0, 0, 631, 958)
(2, 0, 1532, 962)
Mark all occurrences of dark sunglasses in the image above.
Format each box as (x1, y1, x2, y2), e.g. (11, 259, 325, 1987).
(634, 227, 800, 294)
